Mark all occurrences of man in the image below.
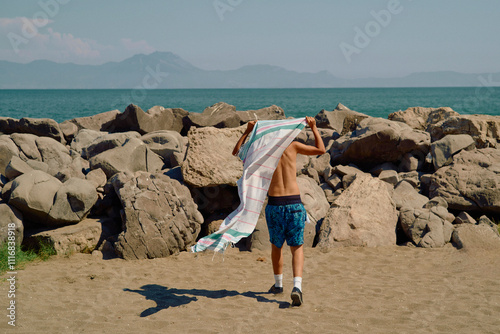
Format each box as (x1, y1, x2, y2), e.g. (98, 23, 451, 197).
(233, 116, 326, 306)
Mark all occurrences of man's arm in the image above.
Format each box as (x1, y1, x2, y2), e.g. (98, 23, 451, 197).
(293, 116, 326, 156)
(232, 120, 256, 156)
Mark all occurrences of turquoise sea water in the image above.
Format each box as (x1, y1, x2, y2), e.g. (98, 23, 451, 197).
(1, 87, 499, 123)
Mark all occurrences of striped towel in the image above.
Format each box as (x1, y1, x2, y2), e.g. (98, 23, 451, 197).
(191, 118, 307, 253)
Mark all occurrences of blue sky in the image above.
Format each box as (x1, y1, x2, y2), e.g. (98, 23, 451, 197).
(1, 0, 499, 78)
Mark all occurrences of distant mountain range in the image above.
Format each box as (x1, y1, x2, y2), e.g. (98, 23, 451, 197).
(1, 51, 499, 89)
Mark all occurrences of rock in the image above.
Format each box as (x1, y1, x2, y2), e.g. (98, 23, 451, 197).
(424, 196, 448, 209)
(70, 129, 106, 155)
(326, 174, 342, 190)
(5, 156, 33, 180)
(182, 125, 245, 187)
(0, 203, 23, 246)
(320, 183, 337, 204)
(55, 156, 87, 182)
(297, 176, 330, 229)
(23, 218, 112, 255)
(237, 105, 286, 123)
(89, 138, 164, 178)
(85, 168, 107, 188)
(398, 171, 421, 188)
(429, 148, 500, 213)
(1, 180, 13, 201)
(296, 155, 310, 174)
(330, 117, 430, 169)
(47, 178, 98, 226)
(81, 131, 141, 159)
(190, 185, 239, 216)
(314, 103, 369, 135)
(477, 215, 499, 236)
(58, 121, 79, 143)
(296, 128, 337, 150)
(183, 102, 241, 133)
(113, 172, 203, 259)
(10, 133, 42, 161)
(454, 211, 477, 225)
(305, 167, 320, 184)
(388, 107, 459, 131)
(103, 104, 188, 134)
(398, 152, 423, 172)
(1, 117, 65, 143)
(370, 162, 398, 176)
(35, 136, 73, 177)
(332, 164, 364, 177)
(431, 134, 475, 170)
(393, 181, 429, 209)
(8, 170, 62, 224)
(25, 159, 49, 173)
(141, 130, 185, 167)
(309, 153, 331, 176)
(317, 173, 398, 248)
(452, 224, 500, 250)
(428, 114, 500, 148)
(65, 109, 120, 132)
(379, 170, 399, 186)
(0, 135, 19, 175)
(399, 207, 451, 248)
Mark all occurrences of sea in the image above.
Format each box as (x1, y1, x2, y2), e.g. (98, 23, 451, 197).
(1, 87, 499, 123)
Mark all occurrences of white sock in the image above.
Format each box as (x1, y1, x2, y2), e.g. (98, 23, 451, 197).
(274, 274, 283, 288)
(293, 277, 302, 291)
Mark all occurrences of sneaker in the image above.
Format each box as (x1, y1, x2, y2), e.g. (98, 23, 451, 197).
(268, 284, 284, 294)
(291, 287, 303, 306)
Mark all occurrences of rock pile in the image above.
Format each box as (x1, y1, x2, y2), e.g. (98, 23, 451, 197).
(1, 102, 499, 259)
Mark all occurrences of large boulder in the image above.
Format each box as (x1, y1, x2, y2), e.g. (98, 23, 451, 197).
(113, 172, 204, 259)
(10, 133, 42, 161)
(430, 134, 475, 169)
(63, 109, 120, 132)
(0, 117, 64, 143)
(392, 180, 429, 209)
(141, 130, 186, 167)
(183, 102, 241, 132)
(102, 104, 188, 134)
(315, 103, 369, 135)
(452, 224, 500, 251)
(23, 218, 113, 255)
(8, 170, 62, 224)
(35, 136, 73, 177)
(330, 117, 430, 169)
(4, 156, 33, 180)
(237, 105, 286, 123)
(89, 138, 164, 178)
(182, 125, 245, 187)
(317, 173, 398, 248)
(81, 131, 141, 159)
(0, 203, 23, 246)
(47, 178, 98, 226)
(429, 148, 500, 213)
(388, 107, 459, 131)
(0, 135, 19, 175)
(428, 114, 500, 148)
(399, 207, 453, 248)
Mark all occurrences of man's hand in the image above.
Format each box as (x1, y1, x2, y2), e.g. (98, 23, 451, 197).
(245, 120, 257, 134)
(305, 116, 316, 129)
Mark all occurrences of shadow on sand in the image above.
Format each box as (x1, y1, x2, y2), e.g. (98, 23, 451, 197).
(124, 284, 290, 317)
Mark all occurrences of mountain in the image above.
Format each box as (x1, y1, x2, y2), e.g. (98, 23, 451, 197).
(0, 51, 498, 89)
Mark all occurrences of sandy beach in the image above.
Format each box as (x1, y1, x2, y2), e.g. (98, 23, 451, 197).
(1, 245, 499, 334)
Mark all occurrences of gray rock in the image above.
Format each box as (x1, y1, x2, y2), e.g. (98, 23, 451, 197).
(1, 117, 65, 143)
(454, 211, 477, 225)
(8, 170, 62, 224)
(85, 168, 108, 188)
(424, 196, 448, 209)
(297, 175, 330, 228)
(399, 207, 451, 248)
(309, 153, 331, 176)
(326, 174, 342, 190)
(89, 138, 164, 178)
(113, 172, 203, 259)
(0, 135, 19, 175)
(370, 162, 398, 176)
(330, 117, 430, 169)
(305, 167, 320, 184)
(314, 103, 369, 135)
(431, 134, 475, 169)
(379, 170, 399, 186)
(182, 125, 245, 187)
(25, 159, 49, 173)
(35, 136, 73, 177)
(393, 180, 429, 209)
(399, 152, 423, 172)
(47, 178, 98, 226)
(141, 130, 185, 167)
(429, 148, 500, 213)
(317, 173, 398, 248)
(65, 109, 120, 132)
(0, 203, 23, 246)
(452, 224, 500, 250)
(5, 156, 33, 180)
(388, 106, 459, 131)
(82, 131, 141, 159)
(10, 133, 42, 161)
(237, 105, 286, 123)
(183, 102, 241, 132)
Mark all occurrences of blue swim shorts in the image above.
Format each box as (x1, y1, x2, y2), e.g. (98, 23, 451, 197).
(265, 195, 306, 248)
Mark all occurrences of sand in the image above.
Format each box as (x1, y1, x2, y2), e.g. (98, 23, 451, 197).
(1, 244, 499, 334)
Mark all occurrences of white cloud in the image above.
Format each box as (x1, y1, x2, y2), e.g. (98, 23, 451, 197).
(120, 38, 155, 54)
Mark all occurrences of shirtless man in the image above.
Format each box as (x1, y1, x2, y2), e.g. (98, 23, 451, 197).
(232, 116, 326, 306)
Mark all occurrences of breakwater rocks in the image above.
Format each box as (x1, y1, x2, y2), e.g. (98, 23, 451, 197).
(1, 102, 499, 259)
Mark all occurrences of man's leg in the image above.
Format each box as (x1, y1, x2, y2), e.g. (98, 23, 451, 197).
(271, 243, 284, 275)
(290, 245, 303, 278)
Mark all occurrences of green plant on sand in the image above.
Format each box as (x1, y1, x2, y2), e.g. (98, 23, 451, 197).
(0, 238, 56, 274)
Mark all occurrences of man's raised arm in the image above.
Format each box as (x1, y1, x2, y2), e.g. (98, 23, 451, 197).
(232, 120, 256, 156)
(293, 116, 326, 156)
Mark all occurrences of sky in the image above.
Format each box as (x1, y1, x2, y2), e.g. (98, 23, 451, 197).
(1, 0, 499, 79)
